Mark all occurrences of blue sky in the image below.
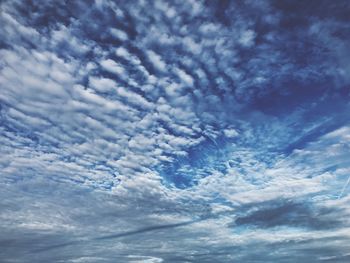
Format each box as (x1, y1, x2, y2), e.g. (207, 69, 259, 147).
(1, 0, 350, 262)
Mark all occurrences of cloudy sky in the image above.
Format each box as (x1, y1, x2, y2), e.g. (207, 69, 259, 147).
(1, 0, 350, 262)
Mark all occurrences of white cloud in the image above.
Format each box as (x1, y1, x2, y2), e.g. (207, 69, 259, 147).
(1, 1, 350, 262)
(238, 29, 256, 47)
(174, 68, 194, 87)
(89, 76, 117, 92)
(223, 128, 239, 138)
(100, 59, 126, 76)
(146, 50, 167, 72)
(110, 28, 128, 41)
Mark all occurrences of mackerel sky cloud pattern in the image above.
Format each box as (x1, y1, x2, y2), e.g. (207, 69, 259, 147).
(1, 0, 350, 262)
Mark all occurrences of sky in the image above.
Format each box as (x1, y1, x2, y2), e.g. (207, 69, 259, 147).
(1, 0, 350, 262)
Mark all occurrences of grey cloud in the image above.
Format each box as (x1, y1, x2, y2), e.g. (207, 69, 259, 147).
(233, 199, 345, 230)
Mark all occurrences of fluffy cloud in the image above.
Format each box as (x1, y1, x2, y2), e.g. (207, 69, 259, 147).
(1, 0, 350, 262)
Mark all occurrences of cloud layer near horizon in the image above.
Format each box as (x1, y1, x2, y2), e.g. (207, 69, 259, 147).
(1, 0, 350, 262)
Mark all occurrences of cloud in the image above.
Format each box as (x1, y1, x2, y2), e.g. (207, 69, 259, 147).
(233, 200, 344, 230)
(1, 0, 350, 262)
(146, 50, 167, 72)
(100, 59, 126, 76)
